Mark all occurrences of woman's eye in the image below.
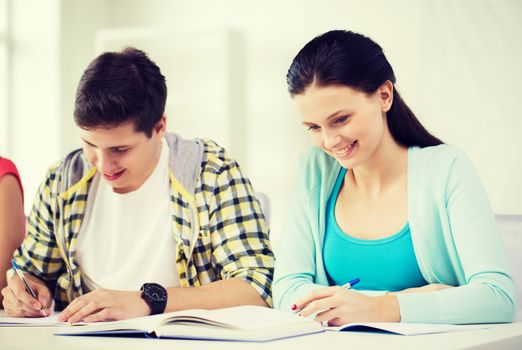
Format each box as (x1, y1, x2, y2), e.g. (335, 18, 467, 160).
(114, 148, 128, 154)
(334, 116, 348, 124)
(307, 125, 320, 131)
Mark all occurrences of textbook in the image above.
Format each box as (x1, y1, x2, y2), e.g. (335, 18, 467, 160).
(55, 306, 324, 341)
(1, 307, 488, 339)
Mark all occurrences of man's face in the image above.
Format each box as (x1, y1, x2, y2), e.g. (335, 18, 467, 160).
(80, 118, 166, 194)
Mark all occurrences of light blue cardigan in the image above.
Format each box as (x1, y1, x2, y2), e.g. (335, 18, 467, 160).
(273, 144, 516, 324)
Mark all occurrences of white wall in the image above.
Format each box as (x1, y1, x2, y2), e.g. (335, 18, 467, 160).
(59, 0, 112, 154)
(5, 0, 522, 245)
(10, 0, 61, 209)
(418, 0, 522, 216)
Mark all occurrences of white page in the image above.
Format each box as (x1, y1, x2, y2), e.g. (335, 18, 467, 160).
(173, 306, 318, 330)
(0, 313, 69, 327)
(327, 322, 488, 336)
(56, 306, 323, 337)
(97, 305, 316, 331)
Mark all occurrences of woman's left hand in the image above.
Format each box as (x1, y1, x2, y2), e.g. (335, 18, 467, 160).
(388, 283, 454, 295)
(295, 286, 400, 326)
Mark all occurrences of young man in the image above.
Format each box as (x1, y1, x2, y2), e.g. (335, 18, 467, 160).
(1, 48, 274, 322)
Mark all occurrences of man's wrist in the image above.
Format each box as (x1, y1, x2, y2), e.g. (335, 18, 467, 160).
(135, 291, 151, 316)
(140, 283, 168, 315)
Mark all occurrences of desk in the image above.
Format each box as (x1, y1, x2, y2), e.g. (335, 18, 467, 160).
(1, 323, 521, 350)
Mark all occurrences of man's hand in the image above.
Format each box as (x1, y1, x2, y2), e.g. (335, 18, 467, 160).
(58, 289, 150, 323)
(1, 271, 52, 317)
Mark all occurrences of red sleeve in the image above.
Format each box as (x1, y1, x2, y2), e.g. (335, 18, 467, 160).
(0, 157, 24, 201)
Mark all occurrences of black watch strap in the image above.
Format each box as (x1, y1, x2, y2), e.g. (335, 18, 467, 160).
(140, 283, 167, 315)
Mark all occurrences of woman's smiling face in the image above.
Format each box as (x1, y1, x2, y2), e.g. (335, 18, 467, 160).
(294, 82, 392, 169)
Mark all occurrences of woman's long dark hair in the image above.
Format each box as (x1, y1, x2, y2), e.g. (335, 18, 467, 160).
(286, 30, 442, 148)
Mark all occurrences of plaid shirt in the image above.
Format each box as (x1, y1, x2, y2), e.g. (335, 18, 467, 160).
(14, 136, 274, 310)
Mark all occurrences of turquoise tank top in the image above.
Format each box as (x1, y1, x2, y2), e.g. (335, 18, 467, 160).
(323, 168, 426, 292)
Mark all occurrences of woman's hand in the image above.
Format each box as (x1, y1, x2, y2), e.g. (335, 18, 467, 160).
(294, 286, 400, 326)
(388, 283, 454, 295)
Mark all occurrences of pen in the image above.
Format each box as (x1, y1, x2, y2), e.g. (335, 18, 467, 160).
(291, 278, 361, 312)
(11, 260, 46, 317)
(342, 277, 360, 289)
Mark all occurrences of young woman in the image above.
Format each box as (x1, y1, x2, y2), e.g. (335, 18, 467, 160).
(273, 30, 515, 324)
(0, 157, 25, 306)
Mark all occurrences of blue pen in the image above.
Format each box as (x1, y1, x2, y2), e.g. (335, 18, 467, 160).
(11, 260, 46, 317)
(342, 277, 360, 289)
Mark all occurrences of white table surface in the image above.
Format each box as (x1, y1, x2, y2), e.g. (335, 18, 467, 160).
(1, 322, 521, 350)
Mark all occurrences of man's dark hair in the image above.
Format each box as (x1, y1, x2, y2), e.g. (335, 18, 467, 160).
(74, 47, 167, 137)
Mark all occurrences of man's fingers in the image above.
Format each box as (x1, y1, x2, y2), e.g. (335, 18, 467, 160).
(67, 301, 103, 323)
(7, 276, 42, 311)
(2, 289, 41, 317)
(59, 297, 88, 322)
(83, 308, 114, 323)
(33, 283, 52, 309)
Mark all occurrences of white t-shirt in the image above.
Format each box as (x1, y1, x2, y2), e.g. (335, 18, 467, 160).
(76, 138, 179, 291)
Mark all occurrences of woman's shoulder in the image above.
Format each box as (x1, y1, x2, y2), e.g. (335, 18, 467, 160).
(409, 144, 470, 170)
(0, 157, 20, 178)
(408, 144, 479, 191)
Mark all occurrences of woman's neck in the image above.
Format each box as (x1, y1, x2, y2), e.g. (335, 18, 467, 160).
(349, 128, 408, 197)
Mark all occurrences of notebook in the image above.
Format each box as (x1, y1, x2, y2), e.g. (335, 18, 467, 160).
(328, 322, 488, 336)
(0, 314, 69, 327)
(54, 305, 324, 341)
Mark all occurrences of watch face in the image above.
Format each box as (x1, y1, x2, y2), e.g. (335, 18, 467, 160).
(146, 284, 167, 302)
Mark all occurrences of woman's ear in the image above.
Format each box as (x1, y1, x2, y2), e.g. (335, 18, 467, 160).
(379, 80, 393, 112)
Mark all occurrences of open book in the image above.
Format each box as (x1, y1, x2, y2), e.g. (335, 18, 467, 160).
(55, 306, 323, 341)
(1, 307, 488, 340)
(327, 322, 488, 336)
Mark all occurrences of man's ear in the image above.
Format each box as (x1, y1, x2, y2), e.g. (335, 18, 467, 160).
(379, 80, 393, 112)
(154, 115, 167, 136)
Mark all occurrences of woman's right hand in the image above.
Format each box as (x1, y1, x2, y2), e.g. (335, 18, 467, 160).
(1, 270, 52, 317)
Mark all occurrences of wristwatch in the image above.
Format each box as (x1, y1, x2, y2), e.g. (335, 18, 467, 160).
(140, 283, 168, 315)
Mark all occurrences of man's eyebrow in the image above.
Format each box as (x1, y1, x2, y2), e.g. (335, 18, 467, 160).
(81, 138, 130, 149)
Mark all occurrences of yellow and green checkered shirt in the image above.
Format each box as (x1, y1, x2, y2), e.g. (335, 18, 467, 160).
(14, 135, 274, 310)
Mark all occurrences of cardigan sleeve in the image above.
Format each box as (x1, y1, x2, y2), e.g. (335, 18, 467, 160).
(398, 152, 516, 323)
(272, 153, 326, 310)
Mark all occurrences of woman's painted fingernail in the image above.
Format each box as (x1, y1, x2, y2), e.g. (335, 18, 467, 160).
(291, 304, 297, 311)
